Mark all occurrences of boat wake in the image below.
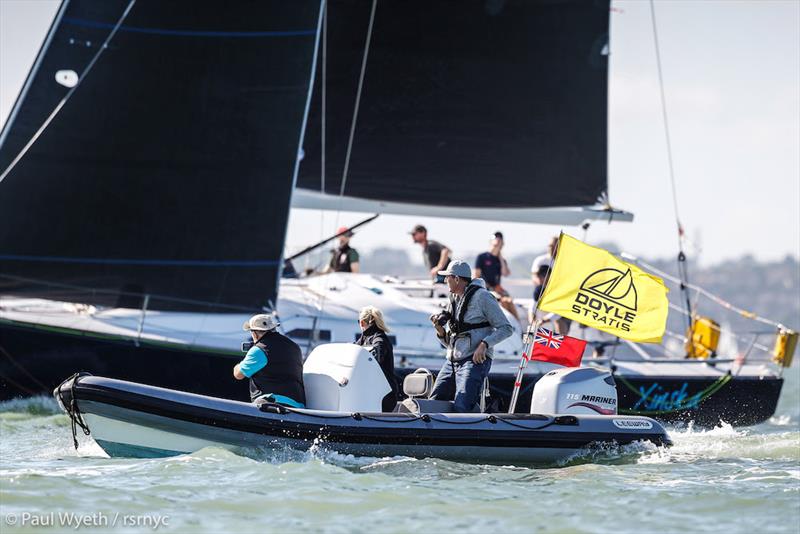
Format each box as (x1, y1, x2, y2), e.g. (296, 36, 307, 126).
(0, 395, 61, 416)
(638, 422, 800, 464)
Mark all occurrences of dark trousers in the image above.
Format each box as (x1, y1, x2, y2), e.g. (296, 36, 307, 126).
(430, 358, 491, 413)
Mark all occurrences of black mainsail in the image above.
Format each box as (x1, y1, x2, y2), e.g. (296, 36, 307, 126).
(0, 0, 323, 311)
(296, 0, 614, 218)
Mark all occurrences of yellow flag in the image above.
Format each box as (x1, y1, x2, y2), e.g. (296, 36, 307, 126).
(538, 233, 669, 343)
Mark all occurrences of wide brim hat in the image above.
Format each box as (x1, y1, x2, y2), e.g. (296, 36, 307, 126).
(242, 313, 280, 332)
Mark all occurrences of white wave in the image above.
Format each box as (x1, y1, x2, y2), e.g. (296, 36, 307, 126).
(0, 395, 60, 415)
(638, 421, 800, 463)
(559, 439, 662, 467)
(769, 414, 793, 426)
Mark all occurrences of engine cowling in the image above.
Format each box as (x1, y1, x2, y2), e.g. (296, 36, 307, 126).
(530, 367, 618, 415)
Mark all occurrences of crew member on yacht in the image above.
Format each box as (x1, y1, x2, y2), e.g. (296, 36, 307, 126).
(410, 224, 451, 283)
(325, 226, 360, 273)
(234, 314, 306, 408)
(355, 306, 399, 412)
(429, 260, 513, 412)
(530, 236, 571, 334)
(473, 231, 519, 321)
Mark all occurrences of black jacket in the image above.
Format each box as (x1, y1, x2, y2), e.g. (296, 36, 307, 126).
(249, 331, 306, 405)
(355, 324, 399, 402)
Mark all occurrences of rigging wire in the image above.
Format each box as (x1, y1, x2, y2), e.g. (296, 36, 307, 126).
(648, 0, 682, 239)
(624, 253, 785, 330)
(338, 0, 377, 198)
(648, 0, 695, 343)
(321, 0, 328, 196)
(0, 0, 138, 184)
(311, 0, 378, 346)
(314, 0, 330, 274)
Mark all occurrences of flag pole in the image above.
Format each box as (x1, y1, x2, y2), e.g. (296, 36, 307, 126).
(508, 319, 541, 413)
(507, 232, 564, 414)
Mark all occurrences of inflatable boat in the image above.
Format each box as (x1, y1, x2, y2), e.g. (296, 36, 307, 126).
(54, 344, 671, 465)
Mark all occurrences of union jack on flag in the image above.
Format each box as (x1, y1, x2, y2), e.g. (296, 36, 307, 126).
(534, 327, 563, 349)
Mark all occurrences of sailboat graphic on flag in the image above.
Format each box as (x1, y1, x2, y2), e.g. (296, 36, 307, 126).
(580, 268, 637, 310)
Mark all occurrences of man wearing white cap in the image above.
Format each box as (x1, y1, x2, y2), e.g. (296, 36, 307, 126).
(429, 260, 512, 412)
(234, 314, 306, 407)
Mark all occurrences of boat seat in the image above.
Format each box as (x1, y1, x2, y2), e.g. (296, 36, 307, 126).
(394, 368, 454, 414)
(402, 368, 434, 398)
(394, 368, 491, 414)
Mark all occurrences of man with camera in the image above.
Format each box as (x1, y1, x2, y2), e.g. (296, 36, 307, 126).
(234, 314, 306, 407)
(429, 260, 513, 412)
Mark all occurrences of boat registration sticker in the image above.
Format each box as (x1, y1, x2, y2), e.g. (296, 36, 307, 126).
(612, 418, 654, 430)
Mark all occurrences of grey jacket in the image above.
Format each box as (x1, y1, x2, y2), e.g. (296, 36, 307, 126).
(437, 279, 513, 361)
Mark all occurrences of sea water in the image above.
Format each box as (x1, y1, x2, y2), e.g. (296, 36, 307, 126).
(1, 365, 798, 534)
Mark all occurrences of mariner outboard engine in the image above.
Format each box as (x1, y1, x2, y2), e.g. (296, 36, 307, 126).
(530, 367, 618, 415)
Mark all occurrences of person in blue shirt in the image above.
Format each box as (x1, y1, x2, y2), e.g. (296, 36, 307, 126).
(233, 314, 306, 408)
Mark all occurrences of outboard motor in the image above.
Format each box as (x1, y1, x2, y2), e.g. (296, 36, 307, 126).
(530, 367, 618, 415)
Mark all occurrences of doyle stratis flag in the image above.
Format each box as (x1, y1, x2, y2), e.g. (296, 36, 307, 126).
(529, 327, 586, 367)
(538, 234, 669, 343)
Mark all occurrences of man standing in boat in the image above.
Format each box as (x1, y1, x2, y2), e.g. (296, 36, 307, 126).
(429, 260, 513, 412)
(324, 226, 360, 273)
(410, 224, 451, 283)
(233, 314, 306, 408)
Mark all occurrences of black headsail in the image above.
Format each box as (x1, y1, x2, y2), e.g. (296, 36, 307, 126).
(0, 0, 323, 311)
(296, 0, 617, 221)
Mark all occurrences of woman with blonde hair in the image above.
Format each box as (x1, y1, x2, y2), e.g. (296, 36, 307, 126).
(355, 306, 399, 411)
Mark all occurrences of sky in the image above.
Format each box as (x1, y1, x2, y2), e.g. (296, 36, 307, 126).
(1, 0, 798, 268)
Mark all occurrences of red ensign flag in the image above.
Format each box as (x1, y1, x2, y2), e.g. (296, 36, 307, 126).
(529, 327, 586, 367)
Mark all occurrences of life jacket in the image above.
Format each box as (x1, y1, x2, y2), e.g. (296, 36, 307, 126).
(330, 245, 355, 272)
(447, 283, 490, 335)
(249, 332, 306, 404)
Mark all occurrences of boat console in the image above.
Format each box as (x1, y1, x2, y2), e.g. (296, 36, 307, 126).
(302, 343, 390, 412)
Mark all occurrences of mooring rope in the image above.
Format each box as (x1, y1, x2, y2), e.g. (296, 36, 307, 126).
(262, 402, 558, 430)
(56, 373, 91, 450)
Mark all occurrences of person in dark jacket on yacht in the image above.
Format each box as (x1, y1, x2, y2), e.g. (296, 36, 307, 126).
(355, 306, 399, 412)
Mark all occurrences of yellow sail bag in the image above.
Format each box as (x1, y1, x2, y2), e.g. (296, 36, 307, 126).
(685, 316, 720, 359)
(773, 329, 798, 368)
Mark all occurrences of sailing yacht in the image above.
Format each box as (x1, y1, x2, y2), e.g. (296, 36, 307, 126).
(0, 0, 789, 426)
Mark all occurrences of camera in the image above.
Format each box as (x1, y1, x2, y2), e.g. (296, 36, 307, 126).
(431, 311, 452, 327)
(241, 340, 255, 352)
